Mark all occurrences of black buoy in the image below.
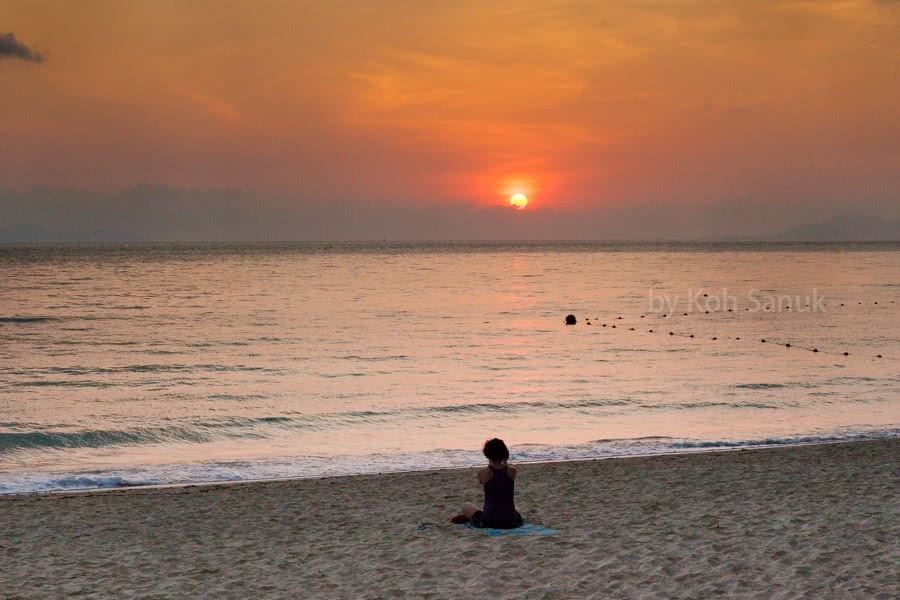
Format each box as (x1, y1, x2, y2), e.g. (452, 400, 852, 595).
(877, 354, 883, 358)
(812, 348, 818, 353)
(649, 329, 654, 333)
(735, 337, 740, 340)
(669, 332, 674, 335)
(785, 343, 791, 347)
(840, 303, 844, 306)
(683, 312, 688, 316)
(565, 314, 577, 325)
(602, 323, 607, 327)
(629, 327, 635, 331)
(761, 339, 766, 343)
(611, 325, 616, 328)
(617, 316, 623, 320)
(843, 352, 849, 356)
(640, 315, 645, 318)
(712, 336, 717, 340)
(689, 334, 694, 338)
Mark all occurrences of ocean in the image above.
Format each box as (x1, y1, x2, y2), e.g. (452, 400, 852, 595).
(1, 242, 897, 494)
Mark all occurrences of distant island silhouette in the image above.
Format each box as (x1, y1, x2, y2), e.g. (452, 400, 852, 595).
(766, 214, 900, 242)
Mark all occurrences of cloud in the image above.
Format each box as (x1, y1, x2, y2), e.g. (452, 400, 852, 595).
(179, 89, 239, 121)
(0, 32, 44, 63)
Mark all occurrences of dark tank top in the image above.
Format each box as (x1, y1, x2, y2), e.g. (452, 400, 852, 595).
(482, 465, 517, 522)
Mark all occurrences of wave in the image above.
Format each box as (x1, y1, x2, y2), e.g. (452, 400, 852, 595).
(1, 427, 896, 495)
(331, 354, 410, 361)
(0, 395, 800, 454)
(11, 380, 117, 388)
(734, 383, 785, 389)
(0, 316, 59, 323)
(0, 416, 302, 452)
(657, 401, 778, 409)
(733, 381, 821, 390)
(2, 364, 287, 380)
(669, 430, 899, 449)
(0, 427, 210, 452)
(45, 476, 134, 489)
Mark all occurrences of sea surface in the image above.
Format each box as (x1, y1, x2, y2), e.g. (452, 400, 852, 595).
(1, 242, 898, 494)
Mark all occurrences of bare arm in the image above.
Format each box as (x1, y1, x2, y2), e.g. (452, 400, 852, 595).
(477, 466, 492, 484)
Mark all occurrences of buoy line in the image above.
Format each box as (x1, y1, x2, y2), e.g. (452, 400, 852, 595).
(575, 298, 896, 361)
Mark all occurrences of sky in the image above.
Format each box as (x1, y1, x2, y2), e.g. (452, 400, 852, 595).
(1, 0, 899, 240)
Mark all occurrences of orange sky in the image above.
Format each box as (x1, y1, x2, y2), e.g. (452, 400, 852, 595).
(1, 0, 899, 210)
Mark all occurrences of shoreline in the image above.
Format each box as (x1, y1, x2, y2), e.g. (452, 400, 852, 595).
(2, 433, 898, 499)
(2, 437, 896, 598)
(0, 428, 900, 500)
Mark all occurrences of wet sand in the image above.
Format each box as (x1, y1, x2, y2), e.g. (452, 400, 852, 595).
(1, 438, 897, 599)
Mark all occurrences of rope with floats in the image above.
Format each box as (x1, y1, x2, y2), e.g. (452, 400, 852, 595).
(566, 298, 896, 361)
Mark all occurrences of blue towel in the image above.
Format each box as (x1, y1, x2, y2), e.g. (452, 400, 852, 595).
(459, 522, 557, 536)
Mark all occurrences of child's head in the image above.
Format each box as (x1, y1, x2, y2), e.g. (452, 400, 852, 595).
(483, 438, 509, 462)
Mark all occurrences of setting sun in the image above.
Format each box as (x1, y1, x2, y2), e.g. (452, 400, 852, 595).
(510, 193, 528, 210)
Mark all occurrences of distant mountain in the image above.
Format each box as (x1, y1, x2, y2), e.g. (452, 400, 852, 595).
(770, 214, 900, 241)
(0, 224, 143, 243)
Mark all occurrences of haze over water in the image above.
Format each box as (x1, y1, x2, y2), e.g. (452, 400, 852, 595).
(1, 242, 897, 493)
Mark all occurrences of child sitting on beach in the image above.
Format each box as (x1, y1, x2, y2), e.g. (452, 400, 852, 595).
(456, 438, 523, 529)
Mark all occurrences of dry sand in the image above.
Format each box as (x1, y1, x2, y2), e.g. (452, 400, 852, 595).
(1, 439, 897, 599)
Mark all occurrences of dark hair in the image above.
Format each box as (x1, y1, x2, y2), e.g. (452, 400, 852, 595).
(483, 438, 509, 462)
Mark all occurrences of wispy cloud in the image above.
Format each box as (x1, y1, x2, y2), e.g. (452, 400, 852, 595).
(0, 32, 44, 63)
(179, 89, 239, 121)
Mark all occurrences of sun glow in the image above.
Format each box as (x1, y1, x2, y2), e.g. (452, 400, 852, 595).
(509, 193, 528, 209)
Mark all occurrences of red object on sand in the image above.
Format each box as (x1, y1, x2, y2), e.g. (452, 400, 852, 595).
(451, 514, 469, 524)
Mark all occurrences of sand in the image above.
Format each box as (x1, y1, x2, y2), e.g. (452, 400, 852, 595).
(1, 438, 897, 599)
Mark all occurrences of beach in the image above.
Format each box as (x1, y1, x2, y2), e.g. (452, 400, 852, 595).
(4, 0, 900, 597)
(2, 438, 896, 599)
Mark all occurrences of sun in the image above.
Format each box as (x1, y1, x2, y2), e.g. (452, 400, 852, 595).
(509, 193, 528, 209)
